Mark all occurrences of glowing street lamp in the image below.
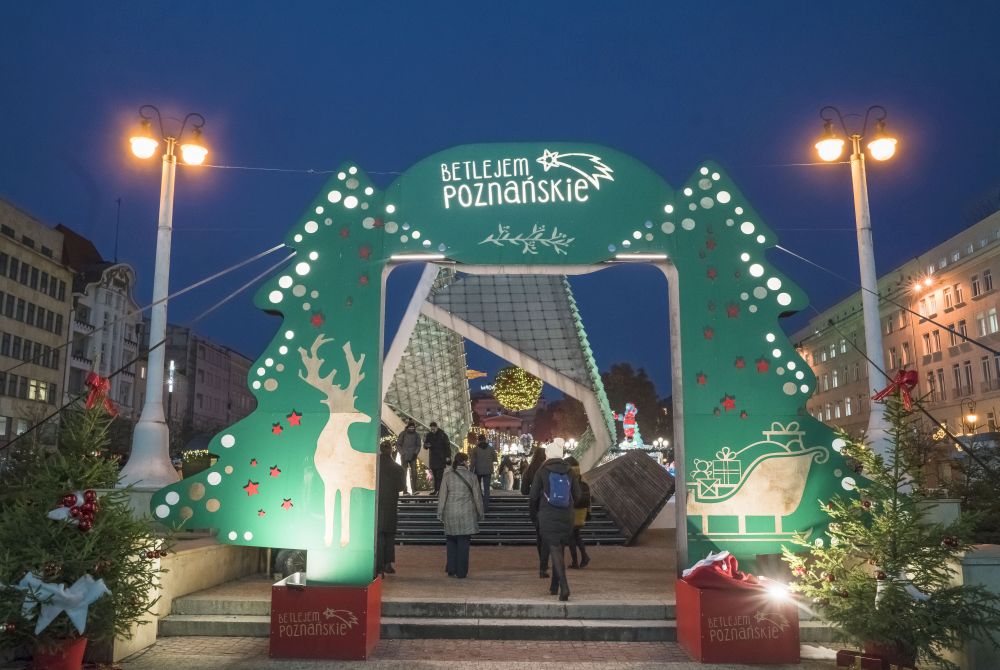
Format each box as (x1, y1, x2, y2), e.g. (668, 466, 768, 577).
(962, 398, 979, 434)
(120, 105, 208, 489)
(814, 105, 898, 454)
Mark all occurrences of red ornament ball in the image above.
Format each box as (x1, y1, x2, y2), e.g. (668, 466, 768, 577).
(861, 500, 872, 509)
(792, 566, 806, 577)
(875, 571, 887, 580)
(62, 494, 77, 507)
(69, 506, 82, 519)
(942, 536, 960, 548)
(824, 572, 836, 582)
(83, 490, 97, 503)
(4, 622, 14, 633)
(80, 502, 95, 515)
(77, 519, 93, 532)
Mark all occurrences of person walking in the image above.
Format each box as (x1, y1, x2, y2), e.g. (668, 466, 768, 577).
(564, 456, 591, 569)
(424, 421, 451, 495)
(499, 453, 515, 491)
(396, 421, 422, 494)
(471, 434, 498, 511)
(521, 444, 550, 577)
(530, 440, 580, 601)
(436, 452, 483, 578)
(376, 442, 406, 576)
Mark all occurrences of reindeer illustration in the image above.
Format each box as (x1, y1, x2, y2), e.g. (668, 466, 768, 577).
(298, 335, 374, 547)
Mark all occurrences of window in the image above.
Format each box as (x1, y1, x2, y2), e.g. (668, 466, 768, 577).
(29, 267, 38, 289)
(918, 298, 928, 317)
(26, 303, 34, 325)
(8, 257, 18, 280)
(927, 371, 937, 396)
(15, 299, 24, 321)
(937, 368, 946, 397)
(964, 360, 974, 390)
(40, 272, 48, 293)
(928, 293, 938, 314)
(922, 333, 931, 356)
(952, 250, 961, 262)
(977, 311, 988, 337)
(829, 343, 837, 359)
(845, 397, 852, 416)
(41, 246, 52, 258)
(0, 253, 6, 275)
(825, 404, 832, 421)
(901, 342, 910, 365)
(19, 263, 28, 284)
(832, 369, 840, 388)
(820, 349, 827, 362)
(932, 330, 941, 352)
(839, 338, 847, 354)
(948, 323, 959, 346)
(887, 347, 898, 369)
(11, 337, 21, 360)
(990, 308, 999, 334)
(938, 257, 947, 269)
(822, 374, 830, 391)
(986, 269, 995, 292)
(982, 356, 993, 388)
(955, 284, 965, 304)
(57, 280, 65, 301)
(944, 286, 953, 309)
(0, 333, 8, 356)
(885, 316, 895, 334)
(967, 243, 975, 255)
(959, 319, 968, 340)
(835, 403, 842, 419)
(853, 362, 860, 381)
(972, 274, 982, 297)
(953, 364, 962, 392)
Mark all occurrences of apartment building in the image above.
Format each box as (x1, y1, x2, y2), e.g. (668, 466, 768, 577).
(793, 208, 1000, 439)
(0, 199, 72, 446)
(58, 224, 143, 417)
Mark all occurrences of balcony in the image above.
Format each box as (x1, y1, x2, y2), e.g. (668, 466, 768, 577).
(953, 386, 973, 400)
(71, 352, 92, 366)
(74, 319, 94, 332)
(980, 379, 1000, 394)
(121, 369, 135, 379)
(124, 337, 138, 350)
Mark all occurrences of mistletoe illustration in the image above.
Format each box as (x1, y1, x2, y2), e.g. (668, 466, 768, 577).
(479, 224, 575, 255)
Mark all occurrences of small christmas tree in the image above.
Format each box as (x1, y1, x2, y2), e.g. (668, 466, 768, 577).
(0, 404, 165, 654)
(783, 395, 1000, 668)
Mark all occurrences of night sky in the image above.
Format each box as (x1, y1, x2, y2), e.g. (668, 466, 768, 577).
(3, 2, 999, 398)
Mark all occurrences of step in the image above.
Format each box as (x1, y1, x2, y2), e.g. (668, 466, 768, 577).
(158, 614, 675, 641)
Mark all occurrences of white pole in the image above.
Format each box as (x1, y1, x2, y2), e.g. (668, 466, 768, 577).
(849, 135, 890, 455)
(120, 137, 180, 487)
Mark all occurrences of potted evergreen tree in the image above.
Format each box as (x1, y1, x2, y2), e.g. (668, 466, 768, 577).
(0, 404, 166, 670)
(783, 395, 1000, 668)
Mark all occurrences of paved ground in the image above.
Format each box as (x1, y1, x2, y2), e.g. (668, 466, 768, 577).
(114, 637, 837, 669)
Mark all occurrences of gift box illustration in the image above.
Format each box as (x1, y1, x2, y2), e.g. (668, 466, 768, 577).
(687, 422, 829, 536)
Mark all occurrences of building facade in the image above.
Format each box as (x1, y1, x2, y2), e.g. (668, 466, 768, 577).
(793, 209, 1000, 442)
(57, 225, 143, 418)
(0, 199, 72, 446)
(163, 324, 256, 435)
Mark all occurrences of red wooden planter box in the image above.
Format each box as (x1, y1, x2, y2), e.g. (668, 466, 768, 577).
(676, 578, 799, 664)
(269, 574, 381, 660)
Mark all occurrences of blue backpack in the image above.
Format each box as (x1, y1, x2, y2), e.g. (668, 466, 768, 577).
(545, 471, 572, 508)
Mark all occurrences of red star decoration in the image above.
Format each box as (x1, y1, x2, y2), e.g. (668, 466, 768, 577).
(258, 509, 266, 517)
(287, 410, 302, 426)
(281, 498, 294, 511)
(270, 465, 281, 478)
(739, 410, 748, 419)
(734, 357, 746, 369)
(721, 395, 736, 411)
(696, 372, 707, 385)
(271, 423, 283, 435)
(703, 327, 714, 340)
(706, 267, 718, 280)
(359, 274, 369, 286)
(243, 480, 260, 496)
(372, 218, 383, 228)
(756, 358, 770, 373)
(359, 246, 372, 260)
(310, 312, 325, 328)
(250, 458, 258, 466)
(726, 303, 740, 318)
(339, 227, 350, 238)
(706, 237, 717, 250)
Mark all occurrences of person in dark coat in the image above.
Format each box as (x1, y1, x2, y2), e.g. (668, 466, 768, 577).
(521, 444, 550, 576)
(471, 434, 498, 511)
(424, 421, 451, 495)
(376, 442, 406, 576)
(396, 421, 422, 494)
(564, 456, 591, 569)
(530, 441, 581, 601)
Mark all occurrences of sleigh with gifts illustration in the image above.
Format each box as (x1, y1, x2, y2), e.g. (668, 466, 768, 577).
(687, 422, 829, 537)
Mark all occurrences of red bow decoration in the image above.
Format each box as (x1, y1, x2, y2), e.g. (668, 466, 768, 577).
(85, 372, 118, 417)
(871, 369, 919, 411)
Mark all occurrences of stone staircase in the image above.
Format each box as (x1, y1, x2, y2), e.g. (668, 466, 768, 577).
(159, 587, 675, 641)
(396, 492, 628, 545)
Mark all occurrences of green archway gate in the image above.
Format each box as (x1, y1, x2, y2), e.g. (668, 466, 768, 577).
(153, 143, 854, 584)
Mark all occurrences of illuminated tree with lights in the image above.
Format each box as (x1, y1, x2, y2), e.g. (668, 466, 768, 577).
(494, 366, 543, 412)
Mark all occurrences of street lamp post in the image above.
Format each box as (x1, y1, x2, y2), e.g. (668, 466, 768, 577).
(961, 398, 979, 434)
(815, 106, 898, 454)
(119, 106, 207, 488)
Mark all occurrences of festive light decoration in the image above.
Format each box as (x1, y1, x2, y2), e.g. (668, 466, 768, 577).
(493, 366, 542, 411)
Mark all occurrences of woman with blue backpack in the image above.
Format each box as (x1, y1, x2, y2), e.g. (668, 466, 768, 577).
(529, 441, 581, 601)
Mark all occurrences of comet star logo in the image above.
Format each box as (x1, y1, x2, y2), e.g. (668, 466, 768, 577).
(536, 149, 615, 189)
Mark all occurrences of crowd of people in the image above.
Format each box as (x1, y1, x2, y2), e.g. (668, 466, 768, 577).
(377, 422, 592, 601)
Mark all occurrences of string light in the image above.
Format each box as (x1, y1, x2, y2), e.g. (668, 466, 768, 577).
(494, 366, 543, 411)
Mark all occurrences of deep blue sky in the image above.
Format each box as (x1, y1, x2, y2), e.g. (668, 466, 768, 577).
(3, 2, 999, 398)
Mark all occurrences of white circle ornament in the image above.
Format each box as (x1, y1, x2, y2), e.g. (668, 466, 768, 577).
(842, 477, 857, 491)
(327, 190, 342, 203)
(207, 472, 222, 486)
(165, 491, 180, 505)
(831, 438, 846, 453)
(155, 505, 170, 519)
(221, 434, 236, 448)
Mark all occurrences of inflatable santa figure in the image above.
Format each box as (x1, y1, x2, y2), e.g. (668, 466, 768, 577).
(613, 402, 643, 447)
